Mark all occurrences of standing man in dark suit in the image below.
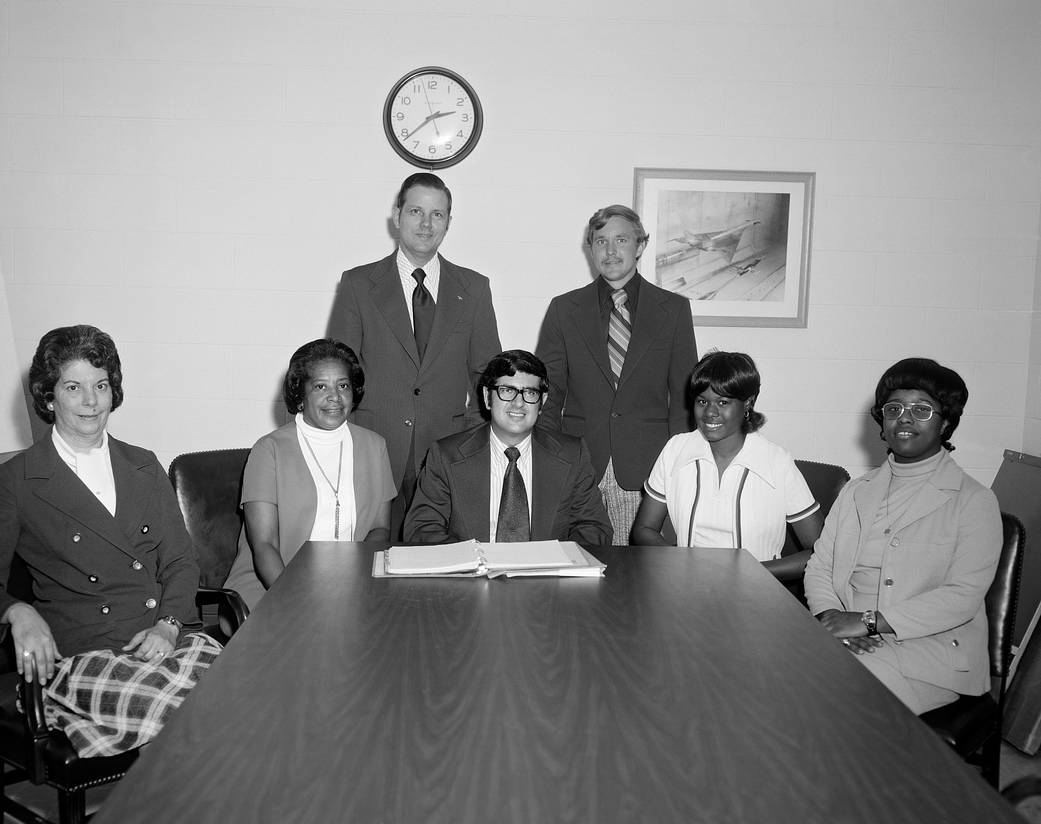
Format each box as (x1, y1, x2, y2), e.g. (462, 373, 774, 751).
(328, 173, 501, 537)
(536, 205, 697, 544)
(404, 350, 611, 546)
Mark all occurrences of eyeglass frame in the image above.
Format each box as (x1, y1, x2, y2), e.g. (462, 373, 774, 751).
(879, 401, 938, 422)
(491, 383, 545, 404)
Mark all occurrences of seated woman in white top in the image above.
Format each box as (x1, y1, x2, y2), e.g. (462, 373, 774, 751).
(631, 351, 824, 578)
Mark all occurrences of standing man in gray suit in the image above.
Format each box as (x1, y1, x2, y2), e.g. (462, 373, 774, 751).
(536, 205, 697, 544)
(328, 173, 501, 537)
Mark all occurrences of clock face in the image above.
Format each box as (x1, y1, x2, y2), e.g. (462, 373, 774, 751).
(383, 67, 483, 170)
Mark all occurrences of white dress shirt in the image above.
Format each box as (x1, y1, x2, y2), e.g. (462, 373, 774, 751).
(52, 428, 116, 516)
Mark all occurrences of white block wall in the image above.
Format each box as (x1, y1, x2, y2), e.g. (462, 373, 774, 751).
(1, 0, 1039, 486)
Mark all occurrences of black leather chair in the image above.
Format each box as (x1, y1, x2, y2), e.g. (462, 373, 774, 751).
(0, 449, 251, 823)
(168, 448, 253, 640)
(775, 459, 850, 598)
(920, 511, 1026, 788)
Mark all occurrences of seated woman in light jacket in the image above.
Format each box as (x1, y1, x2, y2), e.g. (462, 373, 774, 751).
(224, 340, 395, 609)
(631, 351, 823, 578)
(805, 357, 1002, 715)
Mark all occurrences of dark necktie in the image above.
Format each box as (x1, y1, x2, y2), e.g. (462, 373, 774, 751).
(412, 268, 435, 360)
(608, 288, 631, 386)
(495, 446, 530, 542)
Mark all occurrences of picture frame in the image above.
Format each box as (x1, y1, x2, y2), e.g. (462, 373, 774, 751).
(633, 168, 815, 327)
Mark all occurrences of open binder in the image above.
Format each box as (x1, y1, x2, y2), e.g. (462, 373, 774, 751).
(372, 539, 606, 578)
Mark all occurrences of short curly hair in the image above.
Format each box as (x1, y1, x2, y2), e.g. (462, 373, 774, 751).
(689, 351, 766, 434)
(282, 339, 364, 414)
(870, 357, 967, 451)
(29, 325, 124, 424)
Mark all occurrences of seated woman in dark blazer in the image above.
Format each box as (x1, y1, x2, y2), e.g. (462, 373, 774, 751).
(805, 358, 1002, 714)
(0, 325, 215, 755)
(0, 325, 201, 681)
(224, 339, 395, 609)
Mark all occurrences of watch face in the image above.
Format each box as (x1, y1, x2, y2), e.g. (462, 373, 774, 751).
(383, 67, 483, 170)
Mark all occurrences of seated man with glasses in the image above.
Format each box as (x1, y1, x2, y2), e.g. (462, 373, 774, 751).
(404, 350, 612, 545)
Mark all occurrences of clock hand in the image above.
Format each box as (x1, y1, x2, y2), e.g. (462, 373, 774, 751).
(421, 83, 441, 138)
(403, 111, 453, 140)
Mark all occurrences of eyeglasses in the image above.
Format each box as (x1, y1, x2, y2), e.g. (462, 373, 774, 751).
(492, 384, 544, 404)
(880, 402, 936, 422)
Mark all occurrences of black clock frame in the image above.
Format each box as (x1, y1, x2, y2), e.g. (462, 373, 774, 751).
(382, 66, 484, 170)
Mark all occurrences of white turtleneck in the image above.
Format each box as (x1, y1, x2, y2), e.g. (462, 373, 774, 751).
(295, 414, 356, 541)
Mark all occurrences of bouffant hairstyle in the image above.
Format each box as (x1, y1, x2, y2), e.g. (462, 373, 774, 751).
(689, 351, 766, 434)
(584, 204, 649, 246)
(479, 349, 549, 396)
(29, 325, 124, 424)
(395, 172, 453, 215)
(282, 339, 364, 414)
(870, 357, 967, 451)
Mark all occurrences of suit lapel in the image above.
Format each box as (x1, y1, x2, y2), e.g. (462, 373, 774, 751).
(370, 254, 421, 367)
(455, 426, 492, 543)
(110, 437, 154, 545)
(28, 435, 137, 558)
(573, 282, 615, 386)
(618, 275, 664, 387)
(422, 256, 467, 374)
(530, 428, 568, 540)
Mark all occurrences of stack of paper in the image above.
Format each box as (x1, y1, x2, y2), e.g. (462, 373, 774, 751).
(375, 540, 605, 578)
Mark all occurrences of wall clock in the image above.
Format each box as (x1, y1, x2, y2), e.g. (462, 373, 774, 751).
(383, 66, 484, 170)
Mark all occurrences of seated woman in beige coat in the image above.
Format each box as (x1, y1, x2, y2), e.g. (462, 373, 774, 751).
(224, 339, 395, 609)
(805, 357, 1001, 715)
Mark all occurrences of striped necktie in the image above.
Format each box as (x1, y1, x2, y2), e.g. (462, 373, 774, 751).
(608, 288, 631, 386)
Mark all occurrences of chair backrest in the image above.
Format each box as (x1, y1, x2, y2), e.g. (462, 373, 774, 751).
(988, 511, 1026, 690)
(781, 459, 851, 555)
(168, 449, 250, 589)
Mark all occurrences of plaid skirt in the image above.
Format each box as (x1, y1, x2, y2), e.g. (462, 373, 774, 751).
(43, 631, 222, 757)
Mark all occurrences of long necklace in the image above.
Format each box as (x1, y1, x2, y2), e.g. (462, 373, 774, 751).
(302, 437, 343, 539)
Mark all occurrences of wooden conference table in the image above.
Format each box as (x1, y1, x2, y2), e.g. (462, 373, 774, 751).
(95, 544, 1019, 824)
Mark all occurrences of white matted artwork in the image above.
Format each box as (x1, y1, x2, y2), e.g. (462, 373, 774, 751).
(633, 168, 815, 327)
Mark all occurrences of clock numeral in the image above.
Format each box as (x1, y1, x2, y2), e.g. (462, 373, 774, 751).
(428, 145, 437, 154)
(400, 128, 409, 138)
(412, 140, 420, 150)
(461, 113, 470, 123)
(411, 82, 422, 93)
(395, 112, 404, 121)
(456, 130, 464, 138)
(427, 79, 438, 89)
(444, 143, 453, 152)
(400, 95, 411, 105)
(456, 97, 465, 107)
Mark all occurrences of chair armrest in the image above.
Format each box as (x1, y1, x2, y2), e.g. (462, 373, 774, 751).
(196, 587, 249, 640)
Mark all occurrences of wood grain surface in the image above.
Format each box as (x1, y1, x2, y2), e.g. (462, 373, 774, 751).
(94, 544, 1019, 824)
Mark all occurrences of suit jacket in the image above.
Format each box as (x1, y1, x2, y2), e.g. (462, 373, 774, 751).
(404, 424, 612, 545)
(804, 451, 1002, 696)
(0, 433, 200, 657)
(328, 252, 501, 486)
(535, 274, 697, 490)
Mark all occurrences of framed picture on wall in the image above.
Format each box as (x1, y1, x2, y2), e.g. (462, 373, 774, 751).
(633, 168, 815, 327)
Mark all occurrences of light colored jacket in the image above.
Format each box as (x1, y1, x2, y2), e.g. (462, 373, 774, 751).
(805, 450, 1001, 695)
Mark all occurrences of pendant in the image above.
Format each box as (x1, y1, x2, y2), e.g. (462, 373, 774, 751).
(334, 499, 340, 540)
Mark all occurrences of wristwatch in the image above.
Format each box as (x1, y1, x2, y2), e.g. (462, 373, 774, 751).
(158, 615, 183, 632)
(861, 610, 878, 636)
